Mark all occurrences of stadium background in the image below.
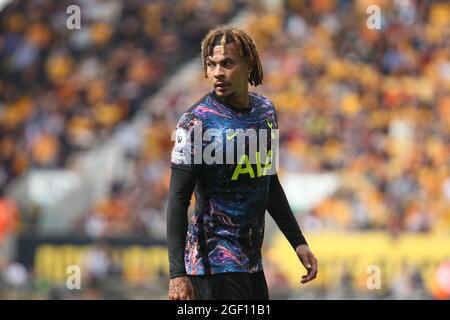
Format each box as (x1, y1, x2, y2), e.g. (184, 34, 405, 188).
(0, 0, 449, 299)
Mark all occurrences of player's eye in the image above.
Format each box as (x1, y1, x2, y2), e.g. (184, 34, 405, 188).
(223, 61, 233, 68)
(206, 61, 214, 68)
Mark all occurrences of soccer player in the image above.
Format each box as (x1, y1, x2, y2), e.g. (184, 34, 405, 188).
(167, 27, 318, 300)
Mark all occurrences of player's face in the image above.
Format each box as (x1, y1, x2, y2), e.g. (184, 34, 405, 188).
(206, 43, 250, 101)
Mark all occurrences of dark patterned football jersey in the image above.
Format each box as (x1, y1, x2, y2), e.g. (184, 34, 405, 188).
(171, 90, 278, 275)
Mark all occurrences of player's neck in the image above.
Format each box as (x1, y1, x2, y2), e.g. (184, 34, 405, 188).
(224, 89, 249, 109)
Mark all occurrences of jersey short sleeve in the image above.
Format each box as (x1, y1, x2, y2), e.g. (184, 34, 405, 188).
(171, 111, 203, 172)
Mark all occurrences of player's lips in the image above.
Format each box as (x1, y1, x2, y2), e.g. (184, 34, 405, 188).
(214, 82, 229, 88)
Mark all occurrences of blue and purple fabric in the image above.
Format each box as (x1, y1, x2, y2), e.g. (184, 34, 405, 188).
(171, 90, 278, 275)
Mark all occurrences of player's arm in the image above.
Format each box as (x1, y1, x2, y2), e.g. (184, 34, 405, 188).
(167, 166, 197, 300)
(267, 174, 318, 284)
(167, 111, 202, 300)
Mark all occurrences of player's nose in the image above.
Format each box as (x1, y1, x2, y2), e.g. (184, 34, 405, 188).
(213, 65, 225, 78)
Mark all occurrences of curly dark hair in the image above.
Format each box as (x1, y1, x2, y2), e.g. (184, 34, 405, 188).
(201, 26, 263, 86)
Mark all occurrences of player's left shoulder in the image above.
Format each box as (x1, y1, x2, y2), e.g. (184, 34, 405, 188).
(249, 92, 276, 110)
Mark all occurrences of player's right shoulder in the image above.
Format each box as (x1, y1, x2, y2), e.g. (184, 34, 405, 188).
(188, 93, 210, 113)
(177, 93, 210, 124)
(171, 94, 211, 168)
(176, 93, 210, 129)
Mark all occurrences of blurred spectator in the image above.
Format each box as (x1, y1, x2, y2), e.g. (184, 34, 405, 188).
(433, 260, 450, 299)
(0, 190, 20, 242)
(0, 0, 241, 191)
(76, 0, 450, 238)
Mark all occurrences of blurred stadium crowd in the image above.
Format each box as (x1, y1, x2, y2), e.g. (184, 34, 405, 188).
(0, 0, 243, 236)
(1, 0, 449, 299)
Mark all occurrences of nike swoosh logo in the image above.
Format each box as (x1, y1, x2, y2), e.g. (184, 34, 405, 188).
(266, 119, 276, 139)
(226, 132, 239, 140)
